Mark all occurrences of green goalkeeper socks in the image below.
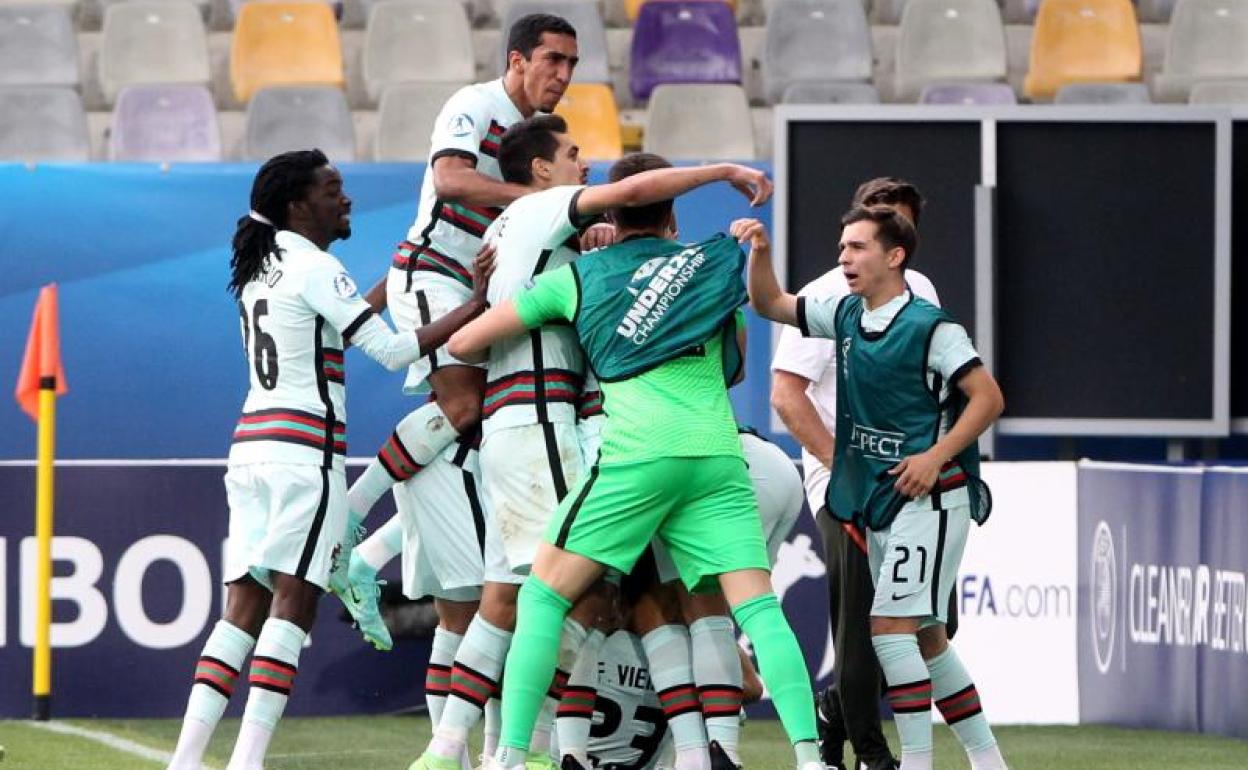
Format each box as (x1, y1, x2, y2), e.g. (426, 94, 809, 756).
(497, 576, 572, 765)
(731, 593, 818, 749)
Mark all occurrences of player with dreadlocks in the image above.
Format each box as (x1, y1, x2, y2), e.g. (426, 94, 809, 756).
(166, 149, 492, 770)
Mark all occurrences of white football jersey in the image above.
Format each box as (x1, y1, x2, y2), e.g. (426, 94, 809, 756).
(480, 185, 591, 435)
(229, 231, 375, 470)
(587, 631, 668, 770)
(398, 79, 525, 280)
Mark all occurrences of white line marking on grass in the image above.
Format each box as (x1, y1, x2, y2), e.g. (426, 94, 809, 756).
(268, 747, 409, 759)
(25, 720, 219, 769)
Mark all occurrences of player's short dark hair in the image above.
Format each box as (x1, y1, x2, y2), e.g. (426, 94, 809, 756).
(607, 152, 674, 232)
(853, 177, 924, 226)
(498, 114, 568, 185)
(506, 13, 577, 60)
(229, 149, 329, 298)
(842, 204, 919, 268)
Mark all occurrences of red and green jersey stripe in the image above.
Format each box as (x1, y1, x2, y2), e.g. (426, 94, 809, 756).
(935, 684, 982, 724)
(194, 656, 239, 698)
(483, 369, 584, 418)
(449, 663, 497, 708)
(249, 656, 298, 695)
(233, 408, 346, 455)
(658, 684, 701, 718)
(424, 663, 452, 697)
(577, 390, 603, 420)
(377, 431, 423, 482)
(885, 679, 932, 714)
(698, 684, 743, 718)
(479, 120, 506, 158)
(323, 348, 344, 385)
(392, 240, 473, 287)
(937, 460, 967, 492)
(439, 202, 501, 239)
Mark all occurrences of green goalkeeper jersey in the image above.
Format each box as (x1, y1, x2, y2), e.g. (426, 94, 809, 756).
(515, 262, 743, 465)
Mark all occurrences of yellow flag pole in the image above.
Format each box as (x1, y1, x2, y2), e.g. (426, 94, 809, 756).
(32, 384, 56, 721)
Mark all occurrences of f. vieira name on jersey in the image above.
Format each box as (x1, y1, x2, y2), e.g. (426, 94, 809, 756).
(616, 248, 708, 345)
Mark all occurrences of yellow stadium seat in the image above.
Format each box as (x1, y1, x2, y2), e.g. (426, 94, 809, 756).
(626, 0, 736, 23)
(1024, 0, 1141, 101)
(231, 3, 345, 104)
(555, 83, 623, 160)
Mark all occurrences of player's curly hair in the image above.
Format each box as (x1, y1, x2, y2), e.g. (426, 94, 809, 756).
(228, 149, 329, 299)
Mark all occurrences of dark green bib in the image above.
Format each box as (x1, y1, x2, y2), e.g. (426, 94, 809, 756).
(826, 294, 991, 530)
(571, 233, 747, 382)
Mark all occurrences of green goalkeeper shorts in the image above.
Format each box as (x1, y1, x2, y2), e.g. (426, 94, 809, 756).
(546, 455, 770, 593)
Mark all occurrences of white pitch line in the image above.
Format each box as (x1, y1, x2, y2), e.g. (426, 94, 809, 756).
(25, 720, 219, 770)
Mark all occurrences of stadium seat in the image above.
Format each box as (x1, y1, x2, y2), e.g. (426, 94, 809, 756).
(630, 0, 742, 101)
(627, 0, 738, 23)
(1188, 80, 1248, 104)
(554, 83, 622, 160)
(375, 81, 465, 160)
(100, 2, 210, 106)
(500, 0, 609, 83)
(762, 0, 872, 105)
(781, 81, 880, 103)
(1023, 0, 1141, 101)
(918, 82, 1016, 104)
(1054, 82, 1151, 103)
(244, 86, 356, 162)
(231, 3, 345, 104)
(894, 0, 1007, 102)
(1153, 0, 1248, 102)
(109, 84, 221, 161)
(643, 83, 753, 160)
(363, 0, 474, 105)
(0, 5, 78, 90)
(94, 0, 211, 23)
(0, 86, 89, 161)
(225, 0, 341, 24)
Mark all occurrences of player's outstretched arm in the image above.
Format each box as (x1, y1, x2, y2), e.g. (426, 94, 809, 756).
(432, 155, 531, 208)
(888, 366, 1004, 498)
(448, 300, 526, 364)
(734, 218, 798, 326)
(575, 163, 772, 217)
(413, 244, 496, 356)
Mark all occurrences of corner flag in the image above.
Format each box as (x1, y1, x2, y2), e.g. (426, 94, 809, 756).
(15, 284, 67, 419)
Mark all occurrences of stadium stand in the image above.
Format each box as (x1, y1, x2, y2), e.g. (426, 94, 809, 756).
(554, 82, 623, 159)
(363, 0, 475, 104)
(0, 86, 90, 160)
(243, 85, 356, 161)
(0, 4, 79, 90)
(99, 1, 210, 105)
(1187, 79, 1248, 103)
(781, 81, 881, 104)
(762, 0, 873, 105)
(630, 0, 742, 100)
(1054, 81, 1152, 103)
(1024, 0, 1142, 101)
(230, 2, 345, 103)
(919, 81, 1017, 103)
(374, 81, 465, 160)
(643, 83, 754, 159)
(894, 0, 1007, 101)
(108, 83, 222, 161)
(500, 0, 610, 83)
(1153, 0, 1248, 102)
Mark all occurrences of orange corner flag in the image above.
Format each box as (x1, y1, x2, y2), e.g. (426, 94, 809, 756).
(15, 284, 68, 421)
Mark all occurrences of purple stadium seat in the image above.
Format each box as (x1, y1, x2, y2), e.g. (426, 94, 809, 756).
(109, 85, 222, 162)
(630, 0, 742, 101)
(919, 82, 1017, 105)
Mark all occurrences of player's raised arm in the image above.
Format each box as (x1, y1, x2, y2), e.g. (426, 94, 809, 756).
(432, 153, 532, 208)
(734, 218, 799, 326)
(574, 162, 773, 216)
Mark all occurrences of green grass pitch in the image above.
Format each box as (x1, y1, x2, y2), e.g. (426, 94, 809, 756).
(1, 716, 1246, 770)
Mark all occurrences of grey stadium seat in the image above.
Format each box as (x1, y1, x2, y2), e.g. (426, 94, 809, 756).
(1154, 0, 1248, 102)
(1054, 82, 1152, 104)
(0, 5, 78, 89)
(364, 0, 475, 105)
(763, 0, 872, 104)
(781, 81, 880, 104)
(0, 87, 89, 161)
(643, 84, 755, 160)
(1188, 81, 1248, 104)
(375, 81, 466, 161)
(894, 0, 1006, 102)
(244, 86, 356, 162)
(499, 0, 609, 83)
(99, 1, 210, 106)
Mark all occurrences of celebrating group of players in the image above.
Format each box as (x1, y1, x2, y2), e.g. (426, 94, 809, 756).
(163, 11, 1010, 770)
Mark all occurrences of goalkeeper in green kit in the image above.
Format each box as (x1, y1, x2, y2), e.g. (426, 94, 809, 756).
(447, 153, 821, 770)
